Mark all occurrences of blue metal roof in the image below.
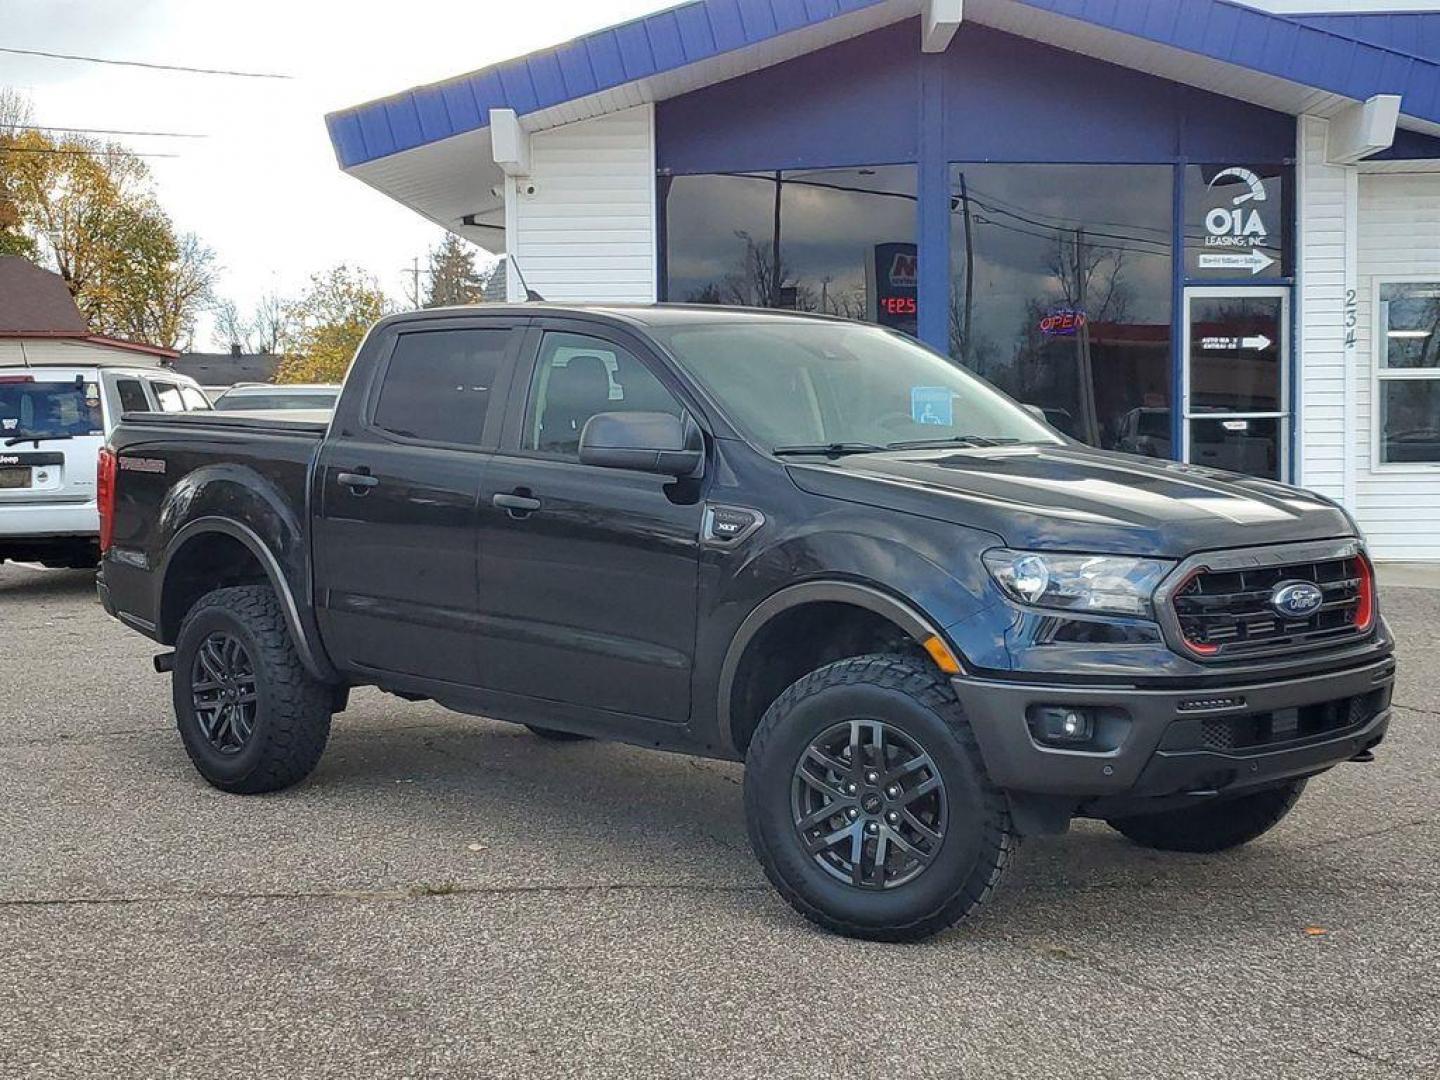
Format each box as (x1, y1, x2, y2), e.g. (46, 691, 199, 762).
(1290, 11, 1440, 66)
(326, 0, 892, 169)
(327, 0, 1440, 170)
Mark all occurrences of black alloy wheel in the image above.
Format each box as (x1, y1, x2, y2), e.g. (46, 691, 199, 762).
(190, 631, 259, 754)
(791, 718, 948, 889)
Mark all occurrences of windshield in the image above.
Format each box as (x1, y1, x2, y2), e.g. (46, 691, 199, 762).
(650, 320, 1061, 452)
(0, 378, 104, 441)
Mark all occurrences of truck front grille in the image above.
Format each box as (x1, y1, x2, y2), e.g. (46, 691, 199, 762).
(1171, 554, 1373, 660)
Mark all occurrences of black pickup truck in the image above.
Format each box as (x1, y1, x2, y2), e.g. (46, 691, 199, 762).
(98, 305, 1395, 940)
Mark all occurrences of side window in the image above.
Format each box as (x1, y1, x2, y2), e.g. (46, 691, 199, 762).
(116, 379, 150, 413)
(152, 382, 184, 413)
(372, 328, 508, 446)
(179, 385, 212, 411)
(524, 332, 681, 457)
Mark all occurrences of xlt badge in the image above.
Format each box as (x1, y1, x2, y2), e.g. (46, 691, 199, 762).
(704, 505, 764, 545)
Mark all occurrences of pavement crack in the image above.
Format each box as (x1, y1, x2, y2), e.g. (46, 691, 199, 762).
(0, 727, 163, 749)
(1392, 702, 1440, 719)
(1291, 814, 1437, 851)
(0, 881, 769, 910)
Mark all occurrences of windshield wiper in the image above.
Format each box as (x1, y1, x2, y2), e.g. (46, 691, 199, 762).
(884, 435, 1021, 450)
(772, 442, 889, 458)
(3, 433, 74, 447)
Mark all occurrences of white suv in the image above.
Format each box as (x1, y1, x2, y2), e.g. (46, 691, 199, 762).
(0, 361, 211, 569)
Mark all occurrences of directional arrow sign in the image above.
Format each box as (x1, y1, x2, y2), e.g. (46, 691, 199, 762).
(1201, 334, 1273, 352)
(1197, 249, 1276, 275)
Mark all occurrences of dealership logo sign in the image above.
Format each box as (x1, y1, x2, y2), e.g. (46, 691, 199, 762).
(1198, 166, 1275, 276)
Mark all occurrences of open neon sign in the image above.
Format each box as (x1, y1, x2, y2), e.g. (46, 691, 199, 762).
(1039, 309, 1087, 336)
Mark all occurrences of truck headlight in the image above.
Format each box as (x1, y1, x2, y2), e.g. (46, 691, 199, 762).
(982, 549, 1173, 619)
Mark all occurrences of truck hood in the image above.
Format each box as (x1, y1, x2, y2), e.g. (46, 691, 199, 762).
(786, 443, 1354, 558)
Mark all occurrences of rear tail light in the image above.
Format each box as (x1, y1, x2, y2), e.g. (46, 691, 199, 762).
(1353, 553, 1375, 632)
(97, 446, 117, 553)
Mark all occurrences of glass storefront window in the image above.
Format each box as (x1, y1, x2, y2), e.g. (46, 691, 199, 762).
(1183, 164, 1291, 280)
(1377, 282, 1440, 464)
(661, 166, 917, 333)
(948, 163, 1174, 451)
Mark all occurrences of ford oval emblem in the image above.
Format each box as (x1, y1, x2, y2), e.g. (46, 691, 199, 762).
(1271, 580, 1324, 619)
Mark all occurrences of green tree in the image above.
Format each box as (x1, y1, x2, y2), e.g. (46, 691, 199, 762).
(275, 265, 392, 383)
(423, 232, 490, 308)
(0, 88, 216, 347)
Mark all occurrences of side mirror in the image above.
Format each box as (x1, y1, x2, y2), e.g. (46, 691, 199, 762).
(578, 411, 704, 477)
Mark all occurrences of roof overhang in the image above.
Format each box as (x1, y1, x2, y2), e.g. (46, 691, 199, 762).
(328, 0, 1440, 248)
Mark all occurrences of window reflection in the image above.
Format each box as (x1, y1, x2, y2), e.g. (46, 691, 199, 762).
(662, 166, 917, 332)
(949, 164, 1174, 451)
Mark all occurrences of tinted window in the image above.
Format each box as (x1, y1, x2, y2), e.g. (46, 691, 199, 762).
(373, 328, 508, 445)
(116, 379, 150, 413)
(663, 165, 917, 334)
(180, 386, 212, 411)
(949, 163, 1174, 453)
(0, 380, 104, 439)
(524, 332, 681, 457)
(152, 383, 184, 413)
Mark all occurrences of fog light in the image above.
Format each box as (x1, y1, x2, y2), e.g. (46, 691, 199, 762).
(1030, 705, 1095, 746)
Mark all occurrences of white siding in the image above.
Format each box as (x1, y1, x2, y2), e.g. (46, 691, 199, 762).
(1295, 115, 1353, 503)
(0, 338, 168, 367)
(507, 105, 657, 304)
(1352, 172, 1440, 560)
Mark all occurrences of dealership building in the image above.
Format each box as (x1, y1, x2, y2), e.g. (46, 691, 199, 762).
(327, 0, 1440, 560)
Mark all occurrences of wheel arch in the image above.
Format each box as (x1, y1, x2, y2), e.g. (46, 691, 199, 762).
(717, 580, 963, 758)
(158, 518, 336, 683)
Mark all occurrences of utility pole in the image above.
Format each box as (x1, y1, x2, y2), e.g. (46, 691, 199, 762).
(957, 171, 975, 365)
(402, 256, 423, 309)
(1073, 227, 1101, 447)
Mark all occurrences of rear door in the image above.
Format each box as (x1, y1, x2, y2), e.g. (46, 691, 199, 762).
(473, 320, 706, 722)
(0, 368, 105, 510)
(311, 317, 525, 686)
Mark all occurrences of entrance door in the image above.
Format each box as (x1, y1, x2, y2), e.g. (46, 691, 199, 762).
(1183, 287, 1289, 480)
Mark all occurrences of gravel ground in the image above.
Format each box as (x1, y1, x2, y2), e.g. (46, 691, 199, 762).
(0, 563, 1436, 1079)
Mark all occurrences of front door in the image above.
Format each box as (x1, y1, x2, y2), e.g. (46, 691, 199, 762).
(1183, 287, 1290, 480)
(474, 324, 705, 723)
(312, 319, 523, 685)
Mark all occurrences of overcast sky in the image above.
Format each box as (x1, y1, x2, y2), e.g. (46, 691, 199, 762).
(0, 0, 670, 347)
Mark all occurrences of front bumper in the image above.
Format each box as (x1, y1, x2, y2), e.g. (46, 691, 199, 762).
(953, 653, 1395, 800)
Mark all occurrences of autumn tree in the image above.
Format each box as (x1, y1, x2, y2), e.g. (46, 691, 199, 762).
(423, 232, 490, 308)
(274, 265, 392, 383)
(0, 88, 216, 348)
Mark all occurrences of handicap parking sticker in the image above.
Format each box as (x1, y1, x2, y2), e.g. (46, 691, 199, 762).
(910, 386, 953, 426)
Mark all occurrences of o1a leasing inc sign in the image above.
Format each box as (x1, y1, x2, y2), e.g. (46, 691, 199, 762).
(1194, 166, 1279, 277)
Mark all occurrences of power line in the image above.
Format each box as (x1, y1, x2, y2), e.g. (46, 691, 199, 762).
(0, 45, 291, 79)
(0, 145, 179, 159)
(16, 124, 206, 139)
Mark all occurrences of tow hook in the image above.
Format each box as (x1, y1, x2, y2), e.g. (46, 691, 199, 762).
(1349, 749, 1376, 763)
(153, 651, 175, 674)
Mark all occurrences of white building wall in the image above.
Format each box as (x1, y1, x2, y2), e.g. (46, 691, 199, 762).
(1295, 114, 1353, 504)
(1351, 171, 1440, 560)
(507, 105, 657, 304)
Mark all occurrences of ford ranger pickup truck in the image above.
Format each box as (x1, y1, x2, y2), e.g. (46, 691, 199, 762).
(97, 305, 1395, 941)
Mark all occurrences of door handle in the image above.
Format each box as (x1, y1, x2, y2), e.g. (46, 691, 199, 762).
(493, 491, 542, 517)
(337, 470, 379, 493)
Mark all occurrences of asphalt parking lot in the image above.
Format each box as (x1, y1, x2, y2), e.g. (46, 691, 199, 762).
(1, 565, 1436, 1079)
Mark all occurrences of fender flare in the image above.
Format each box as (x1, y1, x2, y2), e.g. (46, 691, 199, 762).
(715, 579, 959, 757)
(158, 517, 337, 683)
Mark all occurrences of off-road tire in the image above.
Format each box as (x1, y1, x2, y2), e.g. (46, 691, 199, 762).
(744, 654, 1016, 942)
(173, 584, 333, 794)
(524, 724, 591, 742)
(1106, 779, 1307, 853)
